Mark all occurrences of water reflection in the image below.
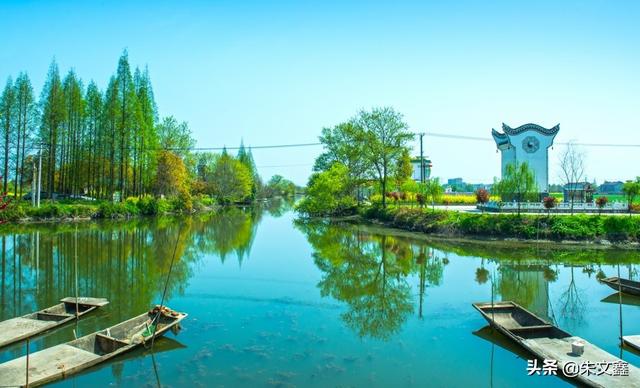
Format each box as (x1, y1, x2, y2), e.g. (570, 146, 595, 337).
(3, 204, 640, 386)
(296, 220, 447, 339)
(297, 220, 640, 341)
(0, 203, 282, 356)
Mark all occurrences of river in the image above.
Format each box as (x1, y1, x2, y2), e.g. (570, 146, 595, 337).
(1, 201, 640, 387)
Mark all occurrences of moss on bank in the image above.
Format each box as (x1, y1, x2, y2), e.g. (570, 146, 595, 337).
(362, 206, 640, 244)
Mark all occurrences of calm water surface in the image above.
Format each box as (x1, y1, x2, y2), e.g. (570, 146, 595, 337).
(1, 201, 640, 387)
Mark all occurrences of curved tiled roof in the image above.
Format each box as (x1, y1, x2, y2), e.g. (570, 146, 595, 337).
(501, 123, 560, 136)
(491, 128, 510, 146)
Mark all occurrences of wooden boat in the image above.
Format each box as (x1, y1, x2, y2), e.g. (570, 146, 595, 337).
(623, 336, 640, 355)
(473, 301, 640, 387)
(600, 277, 640, 297)
(0, 305, 187, 387)
(0, 297, 109, 349)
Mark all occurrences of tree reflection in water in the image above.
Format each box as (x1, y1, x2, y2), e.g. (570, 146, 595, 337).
(296, 220, 447, 340)
(0, 206, 268, 326)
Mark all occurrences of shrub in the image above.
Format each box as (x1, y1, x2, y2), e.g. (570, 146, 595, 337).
(596, 196, 608, 209)
(157, 198, 172, 214)
(475, 189, 490, 204)
(0, 203, 26, 222)
(603, 217, 639, 241)
(543, 196, 557, 211)
(363, 206, 640, 242)
(137, 196, 159, 215)
(98, 202, 139, 218)
(549, 215, 601, 240)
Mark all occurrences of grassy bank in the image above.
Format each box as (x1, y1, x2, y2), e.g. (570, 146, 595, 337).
(362, 206, 640, 244)
(0, 195, 216, 223)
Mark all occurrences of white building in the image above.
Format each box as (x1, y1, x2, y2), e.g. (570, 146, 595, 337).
(410, 157, 432, 182)
(492, 123, 559, 193)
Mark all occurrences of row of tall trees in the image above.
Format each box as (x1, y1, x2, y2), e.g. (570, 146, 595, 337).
(0, 51, 191, 201)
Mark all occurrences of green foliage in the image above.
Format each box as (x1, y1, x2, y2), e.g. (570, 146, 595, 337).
(420, 178, 444, 210)
(494, 162, 538, 214)
(394, 148, 413, 188)
(623, 178, 640, 212)
(296, 163, 357, 217)
(210, 153, 253, 204)
(364, 206, 640, 243)
(154, 150, 190, 198)
(260, 175, 296, 198)
(358, 107, 414, 208)
(603, 216, 639, 241)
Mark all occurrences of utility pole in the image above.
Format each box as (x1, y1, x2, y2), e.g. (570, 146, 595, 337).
(419, 132, 426, 184)
(36, 145, 42, 208)
(31, 161, 36, 207)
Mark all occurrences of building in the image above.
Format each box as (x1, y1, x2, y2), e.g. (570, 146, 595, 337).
(410, 157, 432, 182)
(598, 181, 624, 194)
(447, 178, 463, 186)
(492, 123, 559, 194)
(563, 182, 595, 203)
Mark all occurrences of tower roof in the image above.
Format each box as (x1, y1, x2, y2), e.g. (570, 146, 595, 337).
(501, 123, 560, 136)
(491, 128, 510, 147)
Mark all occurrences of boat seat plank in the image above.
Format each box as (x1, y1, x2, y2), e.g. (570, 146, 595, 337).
(509, 324, 552, 332)
(0, 344, 101, 387)
(0, 318, 58, 346)
(60, 297, 109, 307)
(488, 312, 543, 330)
(523, 336, 640, 387)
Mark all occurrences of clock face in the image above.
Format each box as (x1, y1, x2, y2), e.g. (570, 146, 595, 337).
(522, 136, 540, 153)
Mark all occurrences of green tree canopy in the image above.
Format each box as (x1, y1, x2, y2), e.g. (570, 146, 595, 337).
(210, 153, 252, 204)
(153, 150, 189, 198)
(358, 107, 414, 208)
(296, 163, 356, 217)
(395, 148, 413, 189)
(421, 177, 444, 210)
(623, 177, 640, 214)
(494, 162, 538, 215)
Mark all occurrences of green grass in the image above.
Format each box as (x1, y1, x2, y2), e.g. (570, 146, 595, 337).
(363, 206, 640, 242)
(0, 195, 216, 222)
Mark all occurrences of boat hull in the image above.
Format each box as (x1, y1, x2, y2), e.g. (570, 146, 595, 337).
(0, 307, 186, 387)
(473, 301, 640, 388)
(600, 277, 640, 297)
(0, 297, 109, 349)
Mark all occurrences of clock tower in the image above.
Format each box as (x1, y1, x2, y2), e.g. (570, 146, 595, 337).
(491, 123, 559, 193)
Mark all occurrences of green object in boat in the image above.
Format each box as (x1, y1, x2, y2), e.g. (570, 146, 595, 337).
(142, 324, 157, 337)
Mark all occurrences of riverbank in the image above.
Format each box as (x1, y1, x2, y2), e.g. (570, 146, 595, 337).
(359, 206, 640, 247)
(0, 195, 216, 223)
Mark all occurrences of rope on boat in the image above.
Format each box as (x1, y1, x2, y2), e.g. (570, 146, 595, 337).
(149, 222, 185, 351)
(618, 263, 624, 351)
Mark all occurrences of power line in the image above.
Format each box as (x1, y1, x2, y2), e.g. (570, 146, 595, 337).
(257, 163, 314, 168)
(4, 133, 639, 153)
(188, 142, 322, 151)
(423, 131, 640, 148)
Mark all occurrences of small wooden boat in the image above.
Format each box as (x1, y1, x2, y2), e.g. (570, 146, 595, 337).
(600, 277, 640, 297)
(473, 301, 640, 387)
(0, 305, 187, 387)
(0, 297, 109, 349)
(624, 336, 640, 354)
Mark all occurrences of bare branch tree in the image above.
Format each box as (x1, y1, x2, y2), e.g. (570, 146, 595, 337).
(558, 142, 586, 214)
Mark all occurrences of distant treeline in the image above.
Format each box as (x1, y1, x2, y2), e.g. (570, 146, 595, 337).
(0, 50, 295, 205)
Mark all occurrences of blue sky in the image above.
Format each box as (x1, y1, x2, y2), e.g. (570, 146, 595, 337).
(1, 0, 638, 185)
